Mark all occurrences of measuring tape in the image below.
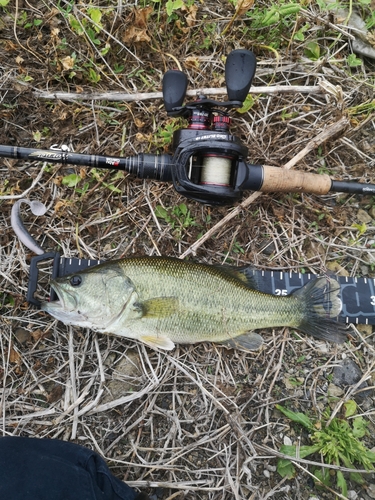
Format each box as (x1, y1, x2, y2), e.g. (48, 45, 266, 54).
(27, 252, 375, 326)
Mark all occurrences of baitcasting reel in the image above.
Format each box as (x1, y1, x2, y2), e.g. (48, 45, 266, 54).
(161, 49, 259, 204)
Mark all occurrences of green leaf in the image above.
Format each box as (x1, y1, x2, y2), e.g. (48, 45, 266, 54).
(336, 470, 347, 497)
(103, 183, 122, 194)
(305, 41, 320, 61)
(293, 23, 310, 42)
(88, 7, 102, 25)
(349, 471, 365, 484)
(277, 458, 295, 478)
(178, 203, 188, 216)
(352, 221, 367, 236)
(314, 467, 331, 486)
(166, 0, 184, 16)
(276, 404, 314, 430)
(261, 7, 279, 26)
(344, 400, 357, 418)
(100, 43, 111, 56)
(237, 95, 254, 113)
(88, 67, 100, 83)
(86, 27, 100, 44)
(279, 3, 301, 16)
(154, 206, 169, 220)
(294, 30, 305, 41)
(279, 444, 297, 456)
(280, 444, 320, 459)
(33, 130, 42, 142)
(364, 449, 375, 463)
(352, 416, 368, 439)
(347, 53, 363, 67)
(0, 0, 11, 6)
(62, 173, 81, 187)
(68, 15, 84, 35)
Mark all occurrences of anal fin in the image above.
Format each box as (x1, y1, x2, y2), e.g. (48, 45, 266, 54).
(220, 332, 263, 351)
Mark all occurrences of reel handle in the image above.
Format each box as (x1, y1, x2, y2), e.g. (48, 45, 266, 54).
(225, 49, 256, 103)
(162, 70, 188, 114)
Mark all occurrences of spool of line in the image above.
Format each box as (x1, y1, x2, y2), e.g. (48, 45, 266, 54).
(200, 154, 232, 186)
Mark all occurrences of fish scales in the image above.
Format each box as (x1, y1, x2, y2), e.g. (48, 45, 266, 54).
(116, 257, 301, 338)
(41, 256, 349, 350)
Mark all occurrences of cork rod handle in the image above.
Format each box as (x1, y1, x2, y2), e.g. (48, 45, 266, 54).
(260, 165, 332, 195)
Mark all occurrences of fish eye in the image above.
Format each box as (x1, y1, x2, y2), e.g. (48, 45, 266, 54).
(69, 275, 83, 287)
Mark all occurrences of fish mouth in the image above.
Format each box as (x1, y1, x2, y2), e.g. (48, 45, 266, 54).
(41, 281, 90, 325)
(50, 281, 66, 306)
(41, 280, 76, 312)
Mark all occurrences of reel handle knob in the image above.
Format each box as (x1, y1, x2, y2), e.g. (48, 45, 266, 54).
(225, 49, 256, 103)
(162, 70, 188, 114)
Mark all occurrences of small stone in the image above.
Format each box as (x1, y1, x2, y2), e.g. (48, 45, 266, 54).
(263, 469, 270, 478)
(367, 483, 375, 499)
(326, 261, 349, 276)
(283, 377, 304, 391)
(283, 436, 293, 446)
(315, 342, 329, 353)
(334, 358, 363, 386)
(356, 208, 373, 224)
(103, 352, 116, 367)
(360, 264, 370, 275)
(266, 465, 277, 472)
(333, 358, 374, 402)
(347, 491, 358, 500)
(327, 383, 344, 397)
(14, 327, 31, 344)
(356, 324, 373, 337)
(102, 351, 142, 402)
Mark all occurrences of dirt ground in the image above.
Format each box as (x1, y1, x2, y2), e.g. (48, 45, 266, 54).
(1, 1, 375, 499)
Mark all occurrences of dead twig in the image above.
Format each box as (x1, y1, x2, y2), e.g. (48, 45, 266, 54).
(33, 85, 324, 103)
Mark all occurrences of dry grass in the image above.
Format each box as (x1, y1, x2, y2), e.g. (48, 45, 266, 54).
(1, 1, 375, 498)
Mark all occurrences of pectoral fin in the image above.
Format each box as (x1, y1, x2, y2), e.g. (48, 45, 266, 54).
(220, 332, 263, 351)
(140, 334, 175, 350)
(141, 297, 179, 318)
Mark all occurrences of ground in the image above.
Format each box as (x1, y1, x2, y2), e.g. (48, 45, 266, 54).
(1, 1, 375, 499)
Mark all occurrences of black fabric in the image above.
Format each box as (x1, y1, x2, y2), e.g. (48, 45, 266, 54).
(0, 436, 146, 500)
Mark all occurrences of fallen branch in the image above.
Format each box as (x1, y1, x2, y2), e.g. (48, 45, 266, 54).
(33, 85, 324, 103)
(180, 116, 350, 259)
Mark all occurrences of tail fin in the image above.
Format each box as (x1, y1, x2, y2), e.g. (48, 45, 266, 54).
(293, 276, 348, 343)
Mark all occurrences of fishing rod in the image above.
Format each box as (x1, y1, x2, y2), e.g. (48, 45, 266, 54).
(1, 49, 374, 206)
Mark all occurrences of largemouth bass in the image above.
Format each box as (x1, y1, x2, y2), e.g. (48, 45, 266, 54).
(41, 256, 348, 350)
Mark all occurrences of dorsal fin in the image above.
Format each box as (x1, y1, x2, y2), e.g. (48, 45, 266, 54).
(214, 264, 260, 290)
